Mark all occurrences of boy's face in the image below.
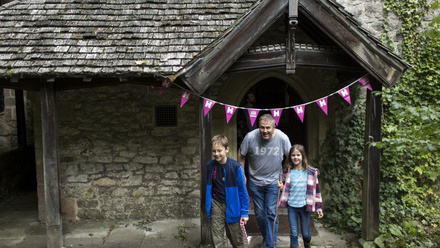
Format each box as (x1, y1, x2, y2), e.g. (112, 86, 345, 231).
(212, 143, 229, 164)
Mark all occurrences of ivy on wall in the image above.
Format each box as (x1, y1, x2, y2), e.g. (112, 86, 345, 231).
(377, 0, 440, 247)
(316, 83, 365, 235)
(319, 1, 440, 247)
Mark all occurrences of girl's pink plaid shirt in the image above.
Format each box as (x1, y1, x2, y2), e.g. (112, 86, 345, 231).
(278, 166, 322, 212)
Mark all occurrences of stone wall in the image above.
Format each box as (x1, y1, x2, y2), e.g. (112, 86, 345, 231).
(0, 89, 17, 153)
(0, 89, 34, 153)
(336, 0, 439, 55)
(33, 84, 201, 221)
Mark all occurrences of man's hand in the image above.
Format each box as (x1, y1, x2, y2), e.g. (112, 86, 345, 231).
(277, 180, 283, 189)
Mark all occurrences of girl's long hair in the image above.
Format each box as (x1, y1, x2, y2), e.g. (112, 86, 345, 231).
(282, 144, 309, 172)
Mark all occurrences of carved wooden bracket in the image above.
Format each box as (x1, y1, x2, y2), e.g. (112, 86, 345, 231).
(286, 0, 298, 74)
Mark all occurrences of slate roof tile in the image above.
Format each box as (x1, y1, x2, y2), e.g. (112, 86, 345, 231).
(0, 0, 258, 79)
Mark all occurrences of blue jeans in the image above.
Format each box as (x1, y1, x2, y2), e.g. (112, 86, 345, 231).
(287, 206, 311, 246)
(248, 180, 279, 248)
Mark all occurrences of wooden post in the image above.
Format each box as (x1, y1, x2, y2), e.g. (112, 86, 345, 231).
(40, 81, 63, 248)
(286, 0, 298, 74)
(15, 89, 27, 150)
(200, 89, 213, 247)
(361, 80, 382, 242)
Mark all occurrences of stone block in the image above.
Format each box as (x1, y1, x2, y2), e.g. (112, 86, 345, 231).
(119, 150, 137, 158)
(80, 163, 104, 174)
(112, 188, 129, 197)
(133, 156, 158, 164)
(62, 198, 78, 221)
(113, 156, 130, 163)
(107, 163, 124, 171)
(93, 178, 117, 186)
(181, 146, 196, 154)
(120, 175, 142, 187)
(78, 199, 99, 209)
(123, 163, 143, 171)
(81, 187, 98, 199)
(78, 209, 101, 219)
(159, 156, 174, 164)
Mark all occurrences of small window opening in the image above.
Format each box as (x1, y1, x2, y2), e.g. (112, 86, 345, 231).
(155, 105, 177, 127)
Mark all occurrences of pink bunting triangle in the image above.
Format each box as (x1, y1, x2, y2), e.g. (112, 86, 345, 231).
(180, 90, 191, 107)
(358, 75, 372, 91)
(225, 105, 237, 123)
(247, 109, 260, 127)
(203, 99, 216, 116)
(271, 109, 283, 126)
(159, 78, 172, 95)
(338, 87, 351, 104)
(294, 105, 305, 123)
(316, 97, 328, 115)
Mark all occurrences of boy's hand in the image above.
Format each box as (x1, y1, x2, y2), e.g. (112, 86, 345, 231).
(240, 217, 249, 225)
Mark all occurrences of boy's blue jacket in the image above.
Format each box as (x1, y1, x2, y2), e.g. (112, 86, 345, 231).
(206, 158, 249, 224)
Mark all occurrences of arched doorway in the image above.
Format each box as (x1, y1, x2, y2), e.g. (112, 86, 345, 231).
(237, 77, 305, 148)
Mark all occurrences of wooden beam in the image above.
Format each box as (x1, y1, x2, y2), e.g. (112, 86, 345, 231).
(0, 79, 41, 91)
(40, 81, 63, 248)
(286, 0, 299, 74)
(0, 76, 158, 91)
(361, 79, 382, 241)
(289, 0, 299, 18)
(227, 48, 363, 72)
(200, 89, 213, 246)
(286, 18, 298, 74)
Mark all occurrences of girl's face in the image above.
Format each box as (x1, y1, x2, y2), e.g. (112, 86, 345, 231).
(290, 149, 303, 166)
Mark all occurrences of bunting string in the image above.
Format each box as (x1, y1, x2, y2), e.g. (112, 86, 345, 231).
(154, 73, 372, 125)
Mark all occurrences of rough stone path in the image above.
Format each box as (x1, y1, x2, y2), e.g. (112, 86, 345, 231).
(0, 192, 357, 248)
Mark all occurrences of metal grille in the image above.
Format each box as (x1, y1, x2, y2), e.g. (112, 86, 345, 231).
(155, 105, 177, 127)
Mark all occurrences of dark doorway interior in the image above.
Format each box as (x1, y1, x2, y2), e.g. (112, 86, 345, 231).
(237, 77, 305, 147)
(0, 146, 37, 211)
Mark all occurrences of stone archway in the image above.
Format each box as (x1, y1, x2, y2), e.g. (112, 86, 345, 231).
(212, 69, 317, 159)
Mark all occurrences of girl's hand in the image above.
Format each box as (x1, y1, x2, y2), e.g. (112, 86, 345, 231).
(277, 181, 283, 189)
(316, 209, 324, 218)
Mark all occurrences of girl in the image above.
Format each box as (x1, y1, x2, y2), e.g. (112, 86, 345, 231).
(277, 144, 323, 248)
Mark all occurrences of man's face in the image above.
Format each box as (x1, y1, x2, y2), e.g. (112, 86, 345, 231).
(259, 120, 275, 140)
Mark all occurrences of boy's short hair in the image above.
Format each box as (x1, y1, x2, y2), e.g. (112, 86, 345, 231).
(211, 134, 229, 148)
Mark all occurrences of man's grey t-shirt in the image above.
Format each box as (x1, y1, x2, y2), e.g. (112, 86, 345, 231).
(240, 128, 291, 186)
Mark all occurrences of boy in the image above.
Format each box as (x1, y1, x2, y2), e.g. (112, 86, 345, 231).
(206, 134, 250, 248)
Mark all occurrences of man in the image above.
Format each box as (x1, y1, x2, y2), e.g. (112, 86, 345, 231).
(238, 114, 291, 248)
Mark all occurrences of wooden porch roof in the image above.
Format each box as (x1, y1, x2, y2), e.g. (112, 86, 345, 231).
(174, 0, 411, 94)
